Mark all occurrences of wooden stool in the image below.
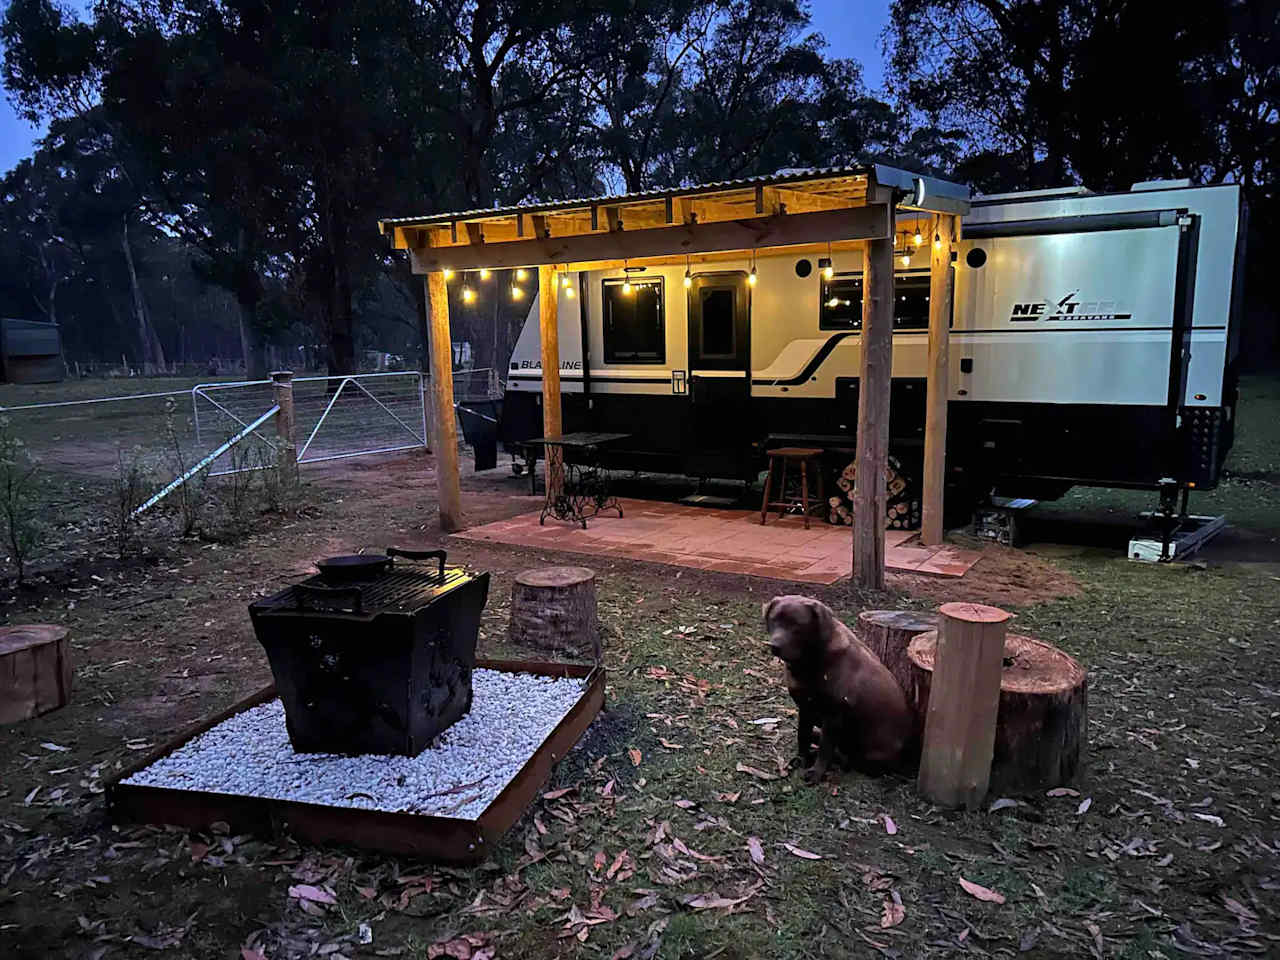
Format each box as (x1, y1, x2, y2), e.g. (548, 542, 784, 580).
(760, 447, 825, 529)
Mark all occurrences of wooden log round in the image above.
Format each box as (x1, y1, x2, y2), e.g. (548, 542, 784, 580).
(509, 567, 599, 660)
(856, 610, 939, 722)
(907, 630, 1086, 793)
(0, 624, 72, 724)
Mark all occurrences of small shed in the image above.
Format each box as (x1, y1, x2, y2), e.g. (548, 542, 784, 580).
(1, 318, 65, 384)
(379, 165, 970, 588)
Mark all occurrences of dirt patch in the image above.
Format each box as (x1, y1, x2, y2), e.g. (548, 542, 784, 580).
(888, 540, 1081, 607)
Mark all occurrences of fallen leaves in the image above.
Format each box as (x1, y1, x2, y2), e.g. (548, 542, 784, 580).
(1047, 787, 1080, 798)
(735, 762, 778, 781)
(782, 843, 822, 860)
(746, 837, 765, 865)
(880, 893, 906, 929)
(426, 932, 495, 960)
(1076, 797, 1093, 816)
(882, 814, 898, 835)
(680, 880, 763, 912)
(288, 884, 337, 906)
(988, 797, 1019, 812)
(958, 877, 1006, 905)
(628, 748, 642, 767)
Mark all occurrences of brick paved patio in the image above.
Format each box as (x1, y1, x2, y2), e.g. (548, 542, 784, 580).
(453, 498, 981, 585)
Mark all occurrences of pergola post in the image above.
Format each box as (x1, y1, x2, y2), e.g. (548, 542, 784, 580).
(921, 215, 957, 546)
(853, 233, 895, 589)
(538, 265, 564, 499)
(426, 271, 463, 532)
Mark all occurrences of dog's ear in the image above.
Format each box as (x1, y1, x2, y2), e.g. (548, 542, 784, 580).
(763, 596, 781, 622)
(804, 597, 836, 640)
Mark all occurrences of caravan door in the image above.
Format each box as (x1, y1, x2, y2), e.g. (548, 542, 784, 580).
(686, 271, 752, 478)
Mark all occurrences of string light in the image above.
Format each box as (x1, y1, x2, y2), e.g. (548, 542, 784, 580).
(461, 285, 475, 304)
(565, 283, 576, 299)
(515, 268, 528, 281)
(748, 249, 758, 287)
(510, 283, 524, 301)
(822, 242, 834, 280)
(622, 259, 632, 294)
(913, 229, 923, 247)
(443, 268, 454, 281)
(933, 232, 942, 250)
(901, 251, 911, 268)
(479, 268, 491, 281)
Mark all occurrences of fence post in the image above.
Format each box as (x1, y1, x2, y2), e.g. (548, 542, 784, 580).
(271, 370, 298, 487)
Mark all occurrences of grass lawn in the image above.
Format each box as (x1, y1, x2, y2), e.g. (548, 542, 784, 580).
(0, 377, 1277, 959)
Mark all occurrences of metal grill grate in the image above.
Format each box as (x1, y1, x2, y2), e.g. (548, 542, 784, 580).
(259, 567, 469, 616)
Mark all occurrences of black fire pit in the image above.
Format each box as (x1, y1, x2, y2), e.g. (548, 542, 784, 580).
(248, 548, 490, 756)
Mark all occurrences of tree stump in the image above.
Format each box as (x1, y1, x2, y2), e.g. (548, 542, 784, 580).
(908, 630, 1087, 794)
(0, 625, 72, 724)
(509, 567, 599, 661)
(857, 610, 939, 718)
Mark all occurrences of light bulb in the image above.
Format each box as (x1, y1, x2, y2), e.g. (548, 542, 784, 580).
(515, 268, 527, 281)
(565, 285, 576, 299)
(901, 253, 911, 267)
(823, 265, 834, 280)
(511, 285, 524, 301)
(622, 280, 632, 294)
(748, 266, 758, 286)
(461, 286, 475, 303)
(561, 274, 571, 289)
(913, 231, 923, 246)
(933, 233, 942, 250)
(479, 268, 491, 280)
(442, 268, 454, 280)
(683, 271, 692, 289)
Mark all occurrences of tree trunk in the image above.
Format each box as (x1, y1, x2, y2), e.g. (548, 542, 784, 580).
(856, 609, 939, 718)
(508, 567, 600, 661)
(121, 216, 166, 372)
(907, 631, 1087, 794)
(237, 297, 267, 379)
(0, 625, 71, 724)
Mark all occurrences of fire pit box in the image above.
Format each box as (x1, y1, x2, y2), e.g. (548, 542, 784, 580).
(249, 549, 490, 756)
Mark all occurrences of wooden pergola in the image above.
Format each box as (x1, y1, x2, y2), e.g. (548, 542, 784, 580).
(379, 165, 970, 589)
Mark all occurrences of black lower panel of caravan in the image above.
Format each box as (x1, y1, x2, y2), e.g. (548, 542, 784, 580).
(498, 389, 1228, 495)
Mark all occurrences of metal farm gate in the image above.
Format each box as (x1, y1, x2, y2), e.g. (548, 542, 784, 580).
(193, 371, 429, 476)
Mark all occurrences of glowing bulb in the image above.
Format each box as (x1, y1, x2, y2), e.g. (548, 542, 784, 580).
(823, 265, 834, 280)
(461, 286, 475, 303)
(442, 268, 454, 280)
(748, 266, 758, 286)
(565, 285, 576, 299)
(913, 231, 923, 247)
(933, 233, 942, 250)
(683, 270, 692, 289)
(827, 297, 839, 308)
(511, 285, 524, 301)
(515, 268, 527, 281)
(901, 253, 911, 267)
(561, 274, 571, 289)
(622, 280, 632, 294)
(479, 268, 491, 280)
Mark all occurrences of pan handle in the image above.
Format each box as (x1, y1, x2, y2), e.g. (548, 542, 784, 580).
(386, 547, 446, 581)
(294, 583, 363, 614)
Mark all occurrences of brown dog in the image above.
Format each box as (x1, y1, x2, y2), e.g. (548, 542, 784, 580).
(764, 595, 914, 784)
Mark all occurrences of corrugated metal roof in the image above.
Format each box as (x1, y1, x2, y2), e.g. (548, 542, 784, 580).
(379, 164, 881, 230)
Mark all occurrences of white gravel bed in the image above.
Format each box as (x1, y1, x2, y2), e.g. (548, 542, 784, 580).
(122, 669, 587, 820)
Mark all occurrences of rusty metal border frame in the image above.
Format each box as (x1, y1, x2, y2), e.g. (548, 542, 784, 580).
(104, 659, 604, 863)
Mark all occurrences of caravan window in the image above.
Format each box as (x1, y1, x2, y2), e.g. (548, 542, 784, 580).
(603, 278, 665, 363)
(819, 272, 937, 331)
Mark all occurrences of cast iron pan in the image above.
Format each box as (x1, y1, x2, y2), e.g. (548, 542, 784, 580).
(314, 554, 392, 584)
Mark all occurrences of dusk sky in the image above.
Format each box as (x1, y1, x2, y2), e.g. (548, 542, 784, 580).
(0, 0, 891, 177)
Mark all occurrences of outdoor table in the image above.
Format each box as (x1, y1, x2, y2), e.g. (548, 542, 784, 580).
(523, 432, 630, 528)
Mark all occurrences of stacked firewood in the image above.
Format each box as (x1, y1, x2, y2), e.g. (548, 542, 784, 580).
(827, 455, 921, 529)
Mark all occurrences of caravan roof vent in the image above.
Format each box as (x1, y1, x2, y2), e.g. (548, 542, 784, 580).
(1131, 178, 1193, 191)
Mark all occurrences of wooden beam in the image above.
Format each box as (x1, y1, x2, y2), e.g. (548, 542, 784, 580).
(921, 215, 956, 546)
(464, 222, 484, 245)
(853, 228, 895, 589)
(425, 271, 463, 533)
(408, 204, 892, 273)
(675, 197, 694, 224)
(605, 206, 622, 232)
(538, 265, 564, 500)
(532, 214, 549, 239)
